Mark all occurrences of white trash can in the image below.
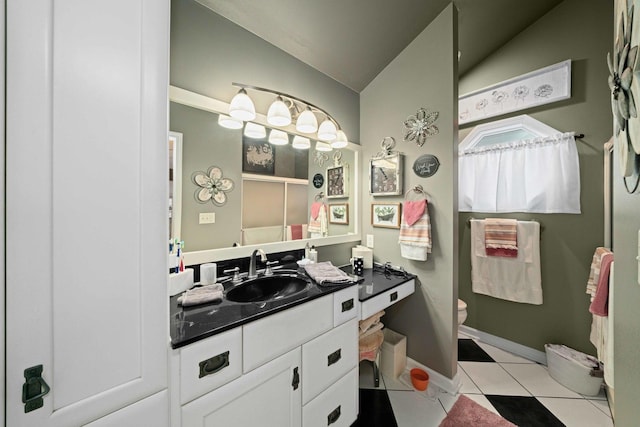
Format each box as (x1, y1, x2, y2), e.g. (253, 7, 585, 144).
(545, 344, 603, 396)
(380, 329, 407, 379)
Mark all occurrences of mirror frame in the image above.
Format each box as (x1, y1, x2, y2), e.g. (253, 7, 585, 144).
(169, 85, 361, 264)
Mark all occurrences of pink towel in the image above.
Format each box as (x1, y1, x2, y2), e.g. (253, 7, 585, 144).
(290, 224, 303, 240)
(310, 202, 322, 220)
(403, 200, 426, 226)
(484, 218, 518, 258)
(589, 253, 613, 316)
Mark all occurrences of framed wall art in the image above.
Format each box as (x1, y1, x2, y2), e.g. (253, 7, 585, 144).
(369, 153, 403, 196)
(459, 60, 571, 125)
(242, 140, 275, 175)
(371, 202, 401, 229)
(326, 164, 349, 198)
(329, 203, 349, 225)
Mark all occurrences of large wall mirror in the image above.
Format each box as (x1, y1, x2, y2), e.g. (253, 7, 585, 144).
(169, 86, 361, 264)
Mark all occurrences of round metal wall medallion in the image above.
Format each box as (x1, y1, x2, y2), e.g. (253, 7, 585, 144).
(412, 154, 440, 178)
(313, 173, 324, 188)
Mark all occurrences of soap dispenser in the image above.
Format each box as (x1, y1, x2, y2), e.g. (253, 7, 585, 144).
(309, 245, 318, 263)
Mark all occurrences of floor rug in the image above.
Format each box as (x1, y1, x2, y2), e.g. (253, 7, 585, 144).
(439, 395, 516, 427)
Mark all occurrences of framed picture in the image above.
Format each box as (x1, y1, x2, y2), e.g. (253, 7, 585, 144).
(327, 164, 349, 198)
(242, 140, 275, 175)
(369, 153, 403, 196)
(458, 60, 571, 125)
(329, 203, 349, 224)
(371, 202, 402, 229)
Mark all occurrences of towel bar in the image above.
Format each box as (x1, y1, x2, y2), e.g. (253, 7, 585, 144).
(466, 218, 544, 233)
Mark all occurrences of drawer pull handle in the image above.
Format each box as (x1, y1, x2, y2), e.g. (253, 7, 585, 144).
(327, 405, 341, 425)
(390, 291, 398, 302)
(341, 298, 354, 312)
(327, 349, 342, 366)
(199, 351, 230, 378)
(292, 367, 300, 390)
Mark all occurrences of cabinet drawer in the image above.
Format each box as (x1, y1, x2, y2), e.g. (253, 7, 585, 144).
(244, 294, 333, 372)
(332, 286, 358, 327)
(302, 367, 358, 427)
(179, 327, 242, 405)
(302, 318, 358, 404)
(360, 279, 415, 319)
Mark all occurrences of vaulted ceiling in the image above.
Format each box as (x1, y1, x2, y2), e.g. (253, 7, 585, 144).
(195, 0, 564, 92)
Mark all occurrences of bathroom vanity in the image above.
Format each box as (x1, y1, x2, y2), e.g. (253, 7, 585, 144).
(169, 273, 360, 427)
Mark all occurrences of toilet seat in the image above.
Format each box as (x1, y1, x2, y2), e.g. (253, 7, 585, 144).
(458, 299, 467, 310)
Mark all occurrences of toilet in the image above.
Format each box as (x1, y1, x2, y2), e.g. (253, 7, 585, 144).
(457, 299, 467, 326)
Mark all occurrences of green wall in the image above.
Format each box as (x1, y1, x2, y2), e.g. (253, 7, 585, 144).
(458, 0, 612, 355)
(360, 4, 458, 378)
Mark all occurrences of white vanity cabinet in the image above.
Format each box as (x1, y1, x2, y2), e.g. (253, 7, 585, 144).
(172, 288, 359, 427)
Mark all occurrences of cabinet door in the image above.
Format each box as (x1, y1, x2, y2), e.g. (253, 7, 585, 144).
(182, 347, 302, 427)
(5, 1, 170, 426)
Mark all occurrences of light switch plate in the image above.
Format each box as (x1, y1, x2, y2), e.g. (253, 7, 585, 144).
(199, 212, 215, 224)
(366, 234, 374, 248)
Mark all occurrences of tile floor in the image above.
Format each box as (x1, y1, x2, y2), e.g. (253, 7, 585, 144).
(352, 333, 613, 427)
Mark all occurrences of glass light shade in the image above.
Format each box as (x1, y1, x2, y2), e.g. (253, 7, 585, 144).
(315, 141, 332, 152)
(295, 108, 318, 134)
(331, 130, 349, 148)
(292, 135, 310, 149)
(244, 122, 266, 139)
(267, 96, 292, 126)
(218, 114, 243, 129)
(229, 89, 256, 121)
(317, 119, 337, 141)
(268, 129, 289, 145)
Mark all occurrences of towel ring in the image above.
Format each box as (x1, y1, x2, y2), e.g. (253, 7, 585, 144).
(314, 192, 325, 202)
(404, 185, 430, 201)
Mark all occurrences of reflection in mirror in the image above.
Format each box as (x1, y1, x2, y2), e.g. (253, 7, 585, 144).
(169, 86, 359, 257)
(169, 131, 183, 241)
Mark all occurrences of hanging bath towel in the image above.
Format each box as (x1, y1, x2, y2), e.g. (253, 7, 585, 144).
(307, 202, 328, 238)
(398, 200, 432, 261)
(470, 219, 542, 304)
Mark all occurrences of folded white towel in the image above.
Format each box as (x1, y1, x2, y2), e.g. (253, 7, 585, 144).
(178, 283, 224, 307)
(303, 261, 357, 286)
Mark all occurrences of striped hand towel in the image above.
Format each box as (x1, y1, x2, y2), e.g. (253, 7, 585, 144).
(398, 200, 432, 261)
(484, 218, 518, 257)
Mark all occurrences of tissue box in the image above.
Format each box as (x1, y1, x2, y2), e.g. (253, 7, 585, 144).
(169, 269, 194, 296)
(352, 245, 373, 269)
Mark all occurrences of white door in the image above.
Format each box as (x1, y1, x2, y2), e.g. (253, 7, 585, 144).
(5, 1, 170, 426)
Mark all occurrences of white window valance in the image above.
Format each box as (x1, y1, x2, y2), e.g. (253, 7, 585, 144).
(459, 131, 581, 214)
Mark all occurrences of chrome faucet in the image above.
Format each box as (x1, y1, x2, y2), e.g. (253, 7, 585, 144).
(248, 249, 267, 279)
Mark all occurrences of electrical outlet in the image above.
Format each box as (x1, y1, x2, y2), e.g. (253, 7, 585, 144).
(199, 212, 215, 224)
(366, 234, 374, 248)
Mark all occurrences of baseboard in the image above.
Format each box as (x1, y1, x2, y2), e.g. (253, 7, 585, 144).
(404, 357, 461, 395)
(458, 325, 547, 365)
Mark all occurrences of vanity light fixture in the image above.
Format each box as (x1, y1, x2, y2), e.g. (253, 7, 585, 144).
(268, 129, 289, 145)
(244, 122, 266, 139)
(267, 96, 292, 126)
(315, 141, 332, 152)
(296, 107, 318, 134)
(228, 82, 347, 144)
(229, 88, 256, 121)
(317, 118, 337, 141)
(292, 135, 311, 149)
(218, 114, 243, 129)
(331, 130, 349, 149)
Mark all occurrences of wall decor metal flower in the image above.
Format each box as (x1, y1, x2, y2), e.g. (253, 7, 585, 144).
(403, 108, 439, 147)
(191, 166, 234, 206)
(608, 5, 638, 138)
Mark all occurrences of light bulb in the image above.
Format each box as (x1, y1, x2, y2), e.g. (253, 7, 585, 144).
(268, 129, 289, 145)
(218, 114, 243, 129)
(267, 96, 292, 126)
(229, 88, 256, 121)
(296, 107, 318, 134)
(244, 122, 266, 139)
(331, 130, 349, 148)
(315, 141, 332, 152)
(317, 119, 337, 141)
(292, 135, 310, 149)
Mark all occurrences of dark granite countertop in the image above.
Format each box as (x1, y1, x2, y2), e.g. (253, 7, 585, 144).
(169, 263, 416, 349)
